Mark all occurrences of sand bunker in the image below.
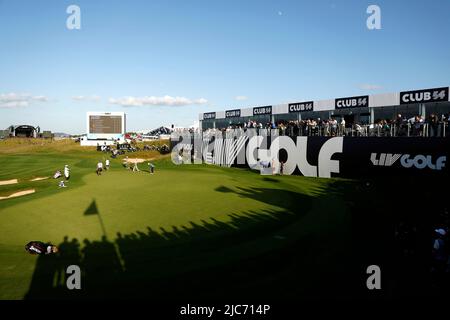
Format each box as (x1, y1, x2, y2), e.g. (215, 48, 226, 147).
(0, 179, 18, 186)
(30, 177, 49, 181)
(124, 158, 147, 164)
(0, 189, 35, 200)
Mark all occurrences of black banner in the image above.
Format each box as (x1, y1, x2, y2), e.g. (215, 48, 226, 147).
(288, 101, 313, 113)
(335, 95, 369, 109)
(400, 87, 449, 105)
(334, 137, 449, 178)
(172, 134, 449, 179)
(253, 106, 272, 115)
(203, 112, 216, 120)
(225, 109, 241, 118)
(267, 137, 449, 178)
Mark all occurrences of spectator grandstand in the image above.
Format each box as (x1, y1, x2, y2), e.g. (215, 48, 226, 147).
(199, 86, 450, 137)
(200, 113, 449, 138)
(141, 126, 174, 140)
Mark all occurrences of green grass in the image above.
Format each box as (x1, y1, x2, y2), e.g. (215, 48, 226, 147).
(0, 142, 360, 300)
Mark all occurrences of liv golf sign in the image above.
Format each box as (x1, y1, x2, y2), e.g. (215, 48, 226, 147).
(171, 131, 449, 179)
(171, 129, 343, 178)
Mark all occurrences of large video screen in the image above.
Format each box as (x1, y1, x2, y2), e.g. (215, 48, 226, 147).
(89, 115, 122, 134)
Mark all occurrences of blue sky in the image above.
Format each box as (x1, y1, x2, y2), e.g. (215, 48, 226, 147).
(0, 0, 449, 133)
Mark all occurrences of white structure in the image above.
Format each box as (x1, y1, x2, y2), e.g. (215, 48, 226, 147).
(199, 86, 450, 130)
(80, 112, 126, 146)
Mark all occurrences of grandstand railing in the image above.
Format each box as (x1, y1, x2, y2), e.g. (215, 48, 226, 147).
(200, 122, 448, 138)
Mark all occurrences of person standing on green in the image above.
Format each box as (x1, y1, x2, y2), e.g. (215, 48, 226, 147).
(148, 162, 155, 174)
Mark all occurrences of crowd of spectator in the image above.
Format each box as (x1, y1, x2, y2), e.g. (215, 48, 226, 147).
(201, 113, 450, 138)
(146, 126, 173, 137)
(173, 127, 199, 134)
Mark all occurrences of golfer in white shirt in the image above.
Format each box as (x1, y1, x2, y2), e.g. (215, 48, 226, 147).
(96, 161, 103, 175)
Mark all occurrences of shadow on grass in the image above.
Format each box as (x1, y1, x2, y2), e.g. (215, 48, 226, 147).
(83, 200, 99, 216)
(24, 177, 449, 300)
(262, 177, 279, 183)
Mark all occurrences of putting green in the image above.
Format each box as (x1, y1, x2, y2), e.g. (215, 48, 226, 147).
(0, 166, 322, 246)
(0, 149, 354, 300)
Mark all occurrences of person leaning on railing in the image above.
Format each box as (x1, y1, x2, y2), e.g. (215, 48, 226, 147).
(411, 115, 425, 136)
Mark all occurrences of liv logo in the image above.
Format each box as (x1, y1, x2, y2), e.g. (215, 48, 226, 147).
(66, 5, 81, 30)
(370, 153, 402, 166)
(371, 153, 446, 170)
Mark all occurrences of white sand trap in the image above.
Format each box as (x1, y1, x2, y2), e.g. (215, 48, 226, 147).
(0, 189, 35, 200)
(30, 177, 49, 181)
(125, 158, 146, 164)
(0, 179, 18, 186)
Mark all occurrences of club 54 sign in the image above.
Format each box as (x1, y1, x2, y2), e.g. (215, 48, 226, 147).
(225, 109, 241, 118)
(400, 87, 449, 104)
(289, 101, 314, 113)
(335, 95, 369, 109)
(253, 106, 272, 115)
(203, 112, 216, 120)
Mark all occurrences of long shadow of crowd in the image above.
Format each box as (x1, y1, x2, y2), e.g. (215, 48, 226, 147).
(24, 177, 449, 300)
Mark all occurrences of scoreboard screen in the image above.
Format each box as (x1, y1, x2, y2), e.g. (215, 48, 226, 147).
(89, 115, 123, 134)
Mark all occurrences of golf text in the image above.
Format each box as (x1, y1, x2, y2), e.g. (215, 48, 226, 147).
(171, 131, 343, 178)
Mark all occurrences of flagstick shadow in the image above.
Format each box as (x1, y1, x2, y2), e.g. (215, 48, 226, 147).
(83, 199, 124, 271)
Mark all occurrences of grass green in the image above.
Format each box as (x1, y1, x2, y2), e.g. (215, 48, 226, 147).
(0, 139, 358, 300)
